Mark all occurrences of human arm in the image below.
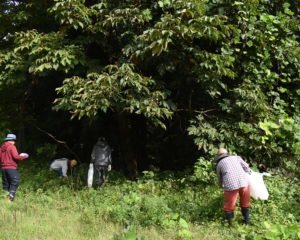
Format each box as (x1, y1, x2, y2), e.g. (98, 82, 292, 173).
(238, 157, 251, 174)
(108, 147, 112, 165)
(91, 147, 96, 163)
(9, 145, 27, 161)
(107, 147, 112, 171)
(62, 160, 68, 177)
(216, 165, 223, 187)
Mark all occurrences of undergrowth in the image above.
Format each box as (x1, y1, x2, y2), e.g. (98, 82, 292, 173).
(0, 158, 299, 240)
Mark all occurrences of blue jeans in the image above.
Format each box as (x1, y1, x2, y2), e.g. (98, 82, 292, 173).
(2, 169, 20, 200)
(52, 168, 63, 177)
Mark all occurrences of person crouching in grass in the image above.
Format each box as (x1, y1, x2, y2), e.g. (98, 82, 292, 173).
(50, 158, 77, 177)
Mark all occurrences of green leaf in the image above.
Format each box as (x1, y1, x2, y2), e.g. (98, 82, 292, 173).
(179, 218, 189, 229)
(158, 1, 164, 8)
(284, 9, 294, 16)
(246, 40, 253, 47)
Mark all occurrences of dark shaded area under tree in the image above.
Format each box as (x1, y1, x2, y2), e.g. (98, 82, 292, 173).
(0, 0, 300, 178)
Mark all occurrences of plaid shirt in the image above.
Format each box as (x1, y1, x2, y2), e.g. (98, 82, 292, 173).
(216, 155, 251, 191)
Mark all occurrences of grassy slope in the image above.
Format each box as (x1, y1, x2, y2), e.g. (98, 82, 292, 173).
(0, 159, 299, 240)
(0, 199, 229, 240)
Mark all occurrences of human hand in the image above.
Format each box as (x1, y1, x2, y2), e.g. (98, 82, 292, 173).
(108, 165, 112, 172)
(20, 153, 29, 158)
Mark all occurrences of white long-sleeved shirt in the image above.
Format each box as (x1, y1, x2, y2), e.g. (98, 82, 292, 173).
(50, 158, 69, 176)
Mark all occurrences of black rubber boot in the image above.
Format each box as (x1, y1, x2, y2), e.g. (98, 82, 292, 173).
(241, 207, 250, 225)
(225, 211, 234, 225)
(8, 192, 15, 201)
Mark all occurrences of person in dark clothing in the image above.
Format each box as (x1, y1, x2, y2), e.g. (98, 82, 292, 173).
(90, 137, 112, 187)
(0, 134, 29, 201)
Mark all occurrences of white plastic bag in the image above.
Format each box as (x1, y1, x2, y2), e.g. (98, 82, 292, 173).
(248, 171, 271, 200)
(87, 163, 94, 187)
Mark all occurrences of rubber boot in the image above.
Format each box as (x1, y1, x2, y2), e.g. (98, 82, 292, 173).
(225, 211, 234, 225)
(241, 207, 250, 225)
(8, 193, 15, 201)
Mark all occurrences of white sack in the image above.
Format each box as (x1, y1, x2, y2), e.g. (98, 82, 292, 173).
(247, 171, 271, 200)
(87, 163, 94, 187)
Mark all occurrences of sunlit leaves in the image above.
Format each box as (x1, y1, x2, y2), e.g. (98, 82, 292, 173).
(49, 0, 91, 30)
(187, 1, 300, 166)
(103, 7, 152, 28)
(0, 30, 85, 76)
(54, 64, 173, 128)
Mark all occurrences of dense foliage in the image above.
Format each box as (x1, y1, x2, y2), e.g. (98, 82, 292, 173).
(1, 2, 300, 239)
(0, 159, 298, 239)
(0, 0, 300, 175)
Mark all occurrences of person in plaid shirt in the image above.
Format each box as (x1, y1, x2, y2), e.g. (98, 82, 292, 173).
(215, 148, 251, 225)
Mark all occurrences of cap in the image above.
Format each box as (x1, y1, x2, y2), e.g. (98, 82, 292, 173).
(4, 134, 17, 141)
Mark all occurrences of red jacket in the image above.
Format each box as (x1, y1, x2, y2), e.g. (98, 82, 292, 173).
(0, 142, 26, 169)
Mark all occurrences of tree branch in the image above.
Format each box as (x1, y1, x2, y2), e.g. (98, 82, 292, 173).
(34, 125, 81, 162)
(176, 108, 216, 115)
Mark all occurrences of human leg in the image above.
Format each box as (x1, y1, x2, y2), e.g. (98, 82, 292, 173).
(94, 165, 107, 188)
(2, 169, 9, 193)
(224, 211, 234, 224)
(6, 169, 20, 201)
(224, 189, 239, 224)
(241, 207, 250, 224)
(100, 166, 108, 184)
(239, 185, 251, 224)
(94, 165, 103, 187)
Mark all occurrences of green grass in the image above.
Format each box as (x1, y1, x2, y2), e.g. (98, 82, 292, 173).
(0, 199, 119, 240)
(0, 195, 230, 240)
(0, 159, 299, 240)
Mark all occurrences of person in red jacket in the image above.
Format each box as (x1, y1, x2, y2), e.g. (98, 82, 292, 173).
(0, 134, 29, 201)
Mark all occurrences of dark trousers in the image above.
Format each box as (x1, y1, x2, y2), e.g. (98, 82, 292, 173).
(2, 169, 20, 200)
(94, 165, 108, 187)
(53, 168, 63, 177)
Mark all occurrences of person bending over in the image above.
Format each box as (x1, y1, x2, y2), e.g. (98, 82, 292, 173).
(215, 148, 251, 225)
(50, 158, 77, 177)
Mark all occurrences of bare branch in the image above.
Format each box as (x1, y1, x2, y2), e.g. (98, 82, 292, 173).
(176, 108, 216, 114)
(34, 125, 81, 162)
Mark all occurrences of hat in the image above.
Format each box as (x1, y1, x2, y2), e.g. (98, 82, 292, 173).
(214, 148, 229, 163)
(4, 133, 17, 141)
(217, 148, 228, 155)
(70, 159, 77, 167)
